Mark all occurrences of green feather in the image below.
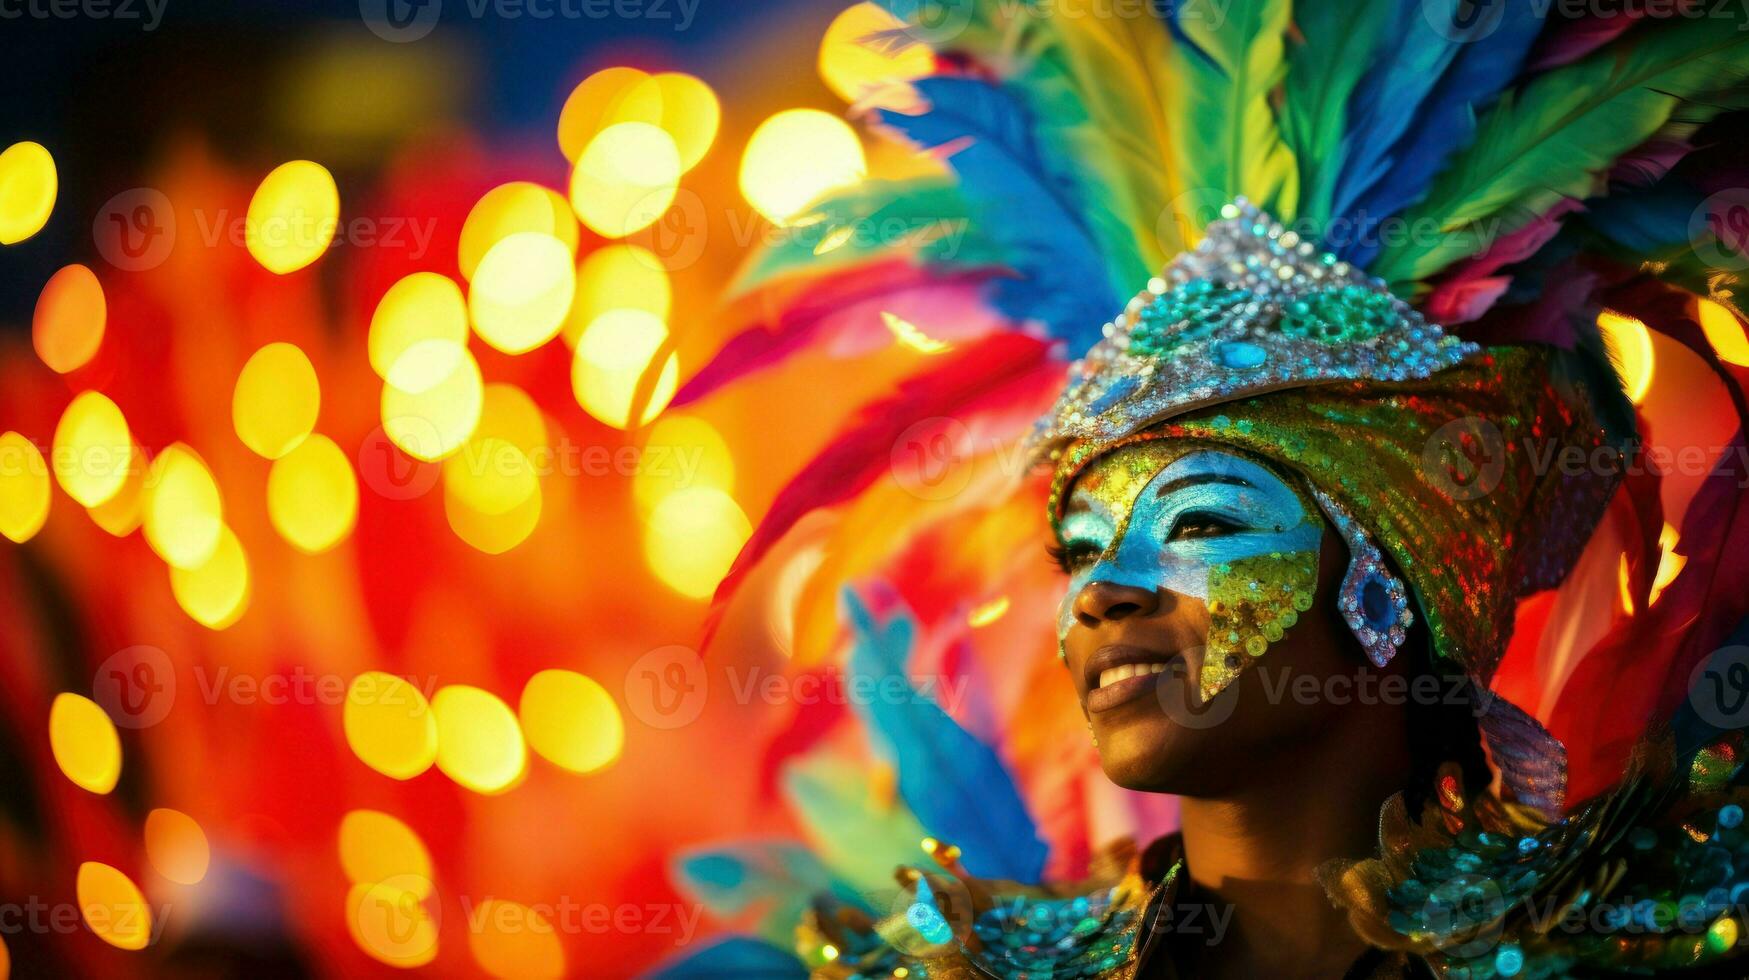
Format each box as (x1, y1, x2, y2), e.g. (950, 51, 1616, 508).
(1279, 2, 1391, 226)
(1372, 18, 1749, 287)
(781, 753, 942, 898)
(1165, 0, 1299, 220)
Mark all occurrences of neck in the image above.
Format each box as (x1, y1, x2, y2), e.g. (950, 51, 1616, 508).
(1175, 706, 1413, 977)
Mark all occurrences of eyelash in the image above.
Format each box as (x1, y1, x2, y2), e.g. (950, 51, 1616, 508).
(1048, 511, 1244, 573)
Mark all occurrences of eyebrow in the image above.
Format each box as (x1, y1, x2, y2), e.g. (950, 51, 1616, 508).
(1153, 472, 1252, 498)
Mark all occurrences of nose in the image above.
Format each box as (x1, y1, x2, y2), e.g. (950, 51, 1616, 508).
(1072, 579, 1162, 628)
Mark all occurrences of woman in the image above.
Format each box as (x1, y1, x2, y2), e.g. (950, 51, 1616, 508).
(661, 3, 1749, 977)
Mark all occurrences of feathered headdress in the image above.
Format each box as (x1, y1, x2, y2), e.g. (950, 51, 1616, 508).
(660, 2, 1749, 976)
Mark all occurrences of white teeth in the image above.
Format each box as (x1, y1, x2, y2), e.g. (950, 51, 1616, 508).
(1097, 662, 1169, 689)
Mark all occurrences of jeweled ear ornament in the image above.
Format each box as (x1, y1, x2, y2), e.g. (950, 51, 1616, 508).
(1313, 489, 1413, 667)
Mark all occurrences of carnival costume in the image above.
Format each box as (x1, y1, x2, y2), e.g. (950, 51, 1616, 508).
(657, 2, 1749, 976)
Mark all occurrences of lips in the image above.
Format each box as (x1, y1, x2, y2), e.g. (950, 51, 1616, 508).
(1083, 643, 1183, 714)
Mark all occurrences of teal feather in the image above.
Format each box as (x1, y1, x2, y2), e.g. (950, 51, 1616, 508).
(673, 841, 864, 948)
(1373, 18, 1749, 286)
(780, 751, 942, 898)
(1279, 1, 1394, 226)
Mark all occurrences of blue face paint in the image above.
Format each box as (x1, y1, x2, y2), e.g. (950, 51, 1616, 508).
(1058, 443, 1322, 698)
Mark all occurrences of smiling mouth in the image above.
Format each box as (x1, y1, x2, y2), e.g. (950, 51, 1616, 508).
(1084, 645, 1184, 714)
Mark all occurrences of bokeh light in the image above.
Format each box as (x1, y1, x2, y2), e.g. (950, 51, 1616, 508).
(49, 693, 121, 795)
(246, 160, 340, 274)
(0, 431, 50, 543)
(632, 415, 734, 518)
(653, 72, 720, 172)
(458, 182, 579, 282)
(740, 109, 866, 226)
(346, 877, 439, 968)
(233, 342, 320, 459)
(556, 66, 665, 163)
(168, 523, 250, 629)
(818, 3, 934, 105)
(0, 140, 56, 244)
(568, 121, 681, 239)
(381, 345, 484, 462)
(571, 309, 678, 429)
(343, 672, 438, 781)
(144, 808, 211, 885)
(469, 231, 576, 354)
(88, 442, 145, 536)
(468, 899, 566, 980)
(431, 685, 527, 795)
(76, 862, 152, 951)
(338, 810, 433, 898)
(441, 384, 546, 553)
(266, 434, 358, 553)
(519, 669, 624, 774)
(1699, 298, 1749, 367)
(643, 486, 751, 600)
(369, 272, 469, 389)
(564, 244, 670, 348)
(142, 443, 224, 570)
(32, 263, 105, 373)
(51, 391, 132, 508)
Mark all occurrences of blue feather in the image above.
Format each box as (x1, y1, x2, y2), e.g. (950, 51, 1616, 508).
(1339, 0, 1544, 265)
(842, 590, 1049, 883)
(642, 936, 808, 980)
(873, 76, 1117, 347)
(1581, 186, 1703, 254)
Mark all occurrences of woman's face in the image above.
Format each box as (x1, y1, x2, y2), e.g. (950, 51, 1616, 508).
(1055, 441, 1387, 795)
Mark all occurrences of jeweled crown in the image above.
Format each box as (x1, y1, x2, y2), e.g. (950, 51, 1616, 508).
(1032, 200, 1481, 462)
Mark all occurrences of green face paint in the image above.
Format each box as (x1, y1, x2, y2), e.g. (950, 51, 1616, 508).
(1057, 441, 1321, 699)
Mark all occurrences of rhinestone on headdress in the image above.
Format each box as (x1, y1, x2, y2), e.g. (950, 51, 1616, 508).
(1032, 200, 1481, 459)
(1314, 489, 1412, 668)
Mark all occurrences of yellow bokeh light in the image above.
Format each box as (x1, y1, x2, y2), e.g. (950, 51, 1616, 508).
(740, 109, 867, 226)
(1699, 298, 1749, 367)
(144, 808, 210, 885)
(52, 391, 132, 508)
(33, 264, 105, 373)
(644, 486, 752, 599)
(458, 182, 579, 281)
(369, 272, 469, 389)
(169, 523, 250, 629)
(564, 244, 671, 348)
(267, 434, 358, 553)
(343, 672, 438, 780)
(49, 693, 121, 794)
(632, 415, 734, 518)
(381, 346, 484, 462)
(557, 66, 665, 163)
(0, 431, 50, 543)
(571, 309, 678, 429)
(519, 670, 624, 774)
(347, 878, 438, 969)
(76, 862, 152, 951)
(233, 342, 320, 459)
(0, 141, 56, 245)
(468, 899, 566, 980)
(444, 436, 539, 518)
(432, 685, 527, 795)
(569, 121, 681, 239)
(444, 477, 543, 554)
(469, 232, 577, 354)
(439, 382, 548, 530)
(1597, 310, 1655, 404)
(142, 443, 223, 570)
(338, 810, 433, 898)
(818, 3, 934, 105)
(89, 442, 145, 536)
(653, 72, 720, 172)
(246, 160, 339, 274)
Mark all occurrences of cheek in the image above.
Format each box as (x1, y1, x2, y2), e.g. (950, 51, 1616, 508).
(1200, 549, 1320, 698)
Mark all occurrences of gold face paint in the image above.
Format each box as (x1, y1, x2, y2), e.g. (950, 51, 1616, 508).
(1057, 440, 1321, 699)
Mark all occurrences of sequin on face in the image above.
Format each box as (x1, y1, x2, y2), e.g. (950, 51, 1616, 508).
(1058, 442, 1321, 699)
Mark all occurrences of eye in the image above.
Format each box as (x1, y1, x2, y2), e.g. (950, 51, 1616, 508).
(1047, 540, 1101, 574)
(1167, 511, 1244, 541)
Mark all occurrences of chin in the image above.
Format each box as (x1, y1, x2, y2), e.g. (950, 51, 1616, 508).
(1089, 687, 1235, 795)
